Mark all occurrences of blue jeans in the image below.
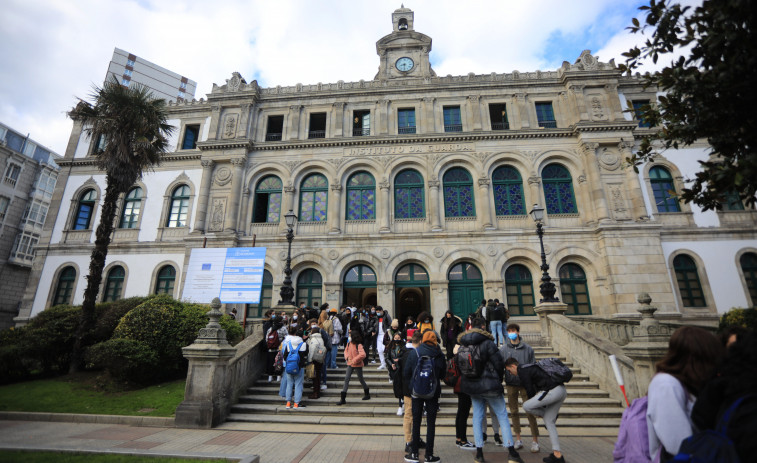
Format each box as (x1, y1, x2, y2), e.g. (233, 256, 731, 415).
(490, 320, 504, 346)
(285, 368, 305, 403)
(329, 344, 339, 369)
(322, 358, 328, 384)
(279, 372, 288, 397)
(471, 394, 514, 448)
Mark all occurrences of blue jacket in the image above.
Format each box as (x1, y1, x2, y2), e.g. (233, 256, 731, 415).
(402, 342, 446, 399)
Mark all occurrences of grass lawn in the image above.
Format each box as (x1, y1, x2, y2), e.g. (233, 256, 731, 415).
(0, 373, 185, 417)
(0, 450, 232, 462)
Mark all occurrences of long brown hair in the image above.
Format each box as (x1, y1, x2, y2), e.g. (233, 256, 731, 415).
(655, 326, 724, 395)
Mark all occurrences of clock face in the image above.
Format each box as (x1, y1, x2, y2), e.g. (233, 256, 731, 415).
(396, 57, 414, 72)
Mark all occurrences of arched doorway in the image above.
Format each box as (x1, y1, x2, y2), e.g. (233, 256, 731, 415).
(343, 264, 377, 308)
(448, 262, 484, 319)
(394, 263, 430, 323)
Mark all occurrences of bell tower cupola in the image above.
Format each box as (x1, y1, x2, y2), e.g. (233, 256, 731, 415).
(375, 6, 435, 81)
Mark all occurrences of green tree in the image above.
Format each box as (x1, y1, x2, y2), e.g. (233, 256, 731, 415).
(620, 0, 757, 210)
(66, 77, 173, 372)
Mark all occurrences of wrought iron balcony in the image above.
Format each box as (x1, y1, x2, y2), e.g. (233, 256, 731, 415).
(538, 120, 557, 129)
(398, 126, 416, 134)
(444, 124, 463, 132)
(265, 133, 282, 141)
(308, 130, 326, 139)
(353, 128, 370, 136)
(491, 122, 510, 130)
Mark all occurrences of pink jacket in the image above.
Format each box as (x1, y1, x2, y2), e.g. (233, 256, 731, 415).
(344, 342, 366, 368)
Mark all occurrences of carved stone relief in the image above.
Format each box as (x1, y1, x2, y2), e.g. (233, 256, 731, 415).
(214, 166, 232, 186)
(598, 148, 622, 171)
(589, 96, 608, 121)
(223, 116, 237, 138)
(608, 184, 630, 220)
(208, 198, 226, 232)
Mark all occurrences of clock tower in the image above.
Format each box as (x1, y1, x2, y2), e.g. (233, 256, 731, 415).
(375, 6, 436, 81)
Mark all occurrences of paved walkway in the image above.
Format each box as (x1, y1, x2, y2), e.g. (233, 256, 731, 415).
(0, 417, 616, 462)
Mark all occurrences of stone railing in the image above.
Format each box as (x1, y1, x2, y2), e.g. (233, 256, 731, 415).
(572, 317, 639, 346)
(224, 320, 266, 412)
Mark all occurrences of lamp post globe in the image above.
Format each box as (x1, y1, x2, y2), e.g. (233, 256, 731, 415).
(529, 204, 559, 303)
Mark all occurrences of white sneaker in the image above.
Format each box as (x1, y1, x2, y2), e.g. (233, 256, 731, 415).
(530, 441, 540, 453)
(370, 360, 376, 364)
(514, 439, 523, 450)
(267, 376, 273, 382)
(320, 384, 327, 391)
(377, 364, 386, 370)
(389, 379, 393, 384)
(276, 376, 281, 382)
(397, 406, 404, 416)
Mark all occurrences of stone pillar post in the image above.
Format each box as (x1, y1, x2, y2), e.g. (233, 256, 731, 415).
(605, 84, 624, 121)
(224, 158, 246, 232)
(580, 142, 610, 223)
(328, 183, 342, 234)
(208, 105, 221, 139)
(622, 293, 671, 397)
(428, 179, 442, 231)
(280, 184, 296, 233)
(468, 95, 482, 131)
(378, 282, 394, 317)
(429, 281, 448, 322)
(324, 282, 342, 307)
(237, 103, 251, 139)
(533, 301, 568, 343)
(620, 140, 649, 220)
(571, 85, 589, 121)
(527, 175, 541, 210)
(237, 187, 250, 234)
(422, 97, 435, 133)
(376, 99, 388, 135)
(332, 102, 344, 137)
(193, 160, 215, 233)
(288, 105, 301, 141)
(175, 298, 237, 428)
(378, 178, 391, 233)
(477, 177, 494, 230)
(515, 93, 530, 129)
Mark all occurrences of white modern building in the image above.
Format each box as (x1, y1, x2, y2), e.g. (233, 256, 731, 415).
(105, 47, 197, 103)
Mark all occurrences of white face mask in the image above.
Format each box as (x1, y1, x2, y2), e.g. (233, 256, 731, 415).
(311, 325, 317, 329)
(293, 316, 298, 320)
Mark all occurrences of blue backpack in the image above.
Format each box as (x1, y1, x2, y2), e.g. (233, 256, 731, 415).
(671, 396, 749, 463)
(411, 354, 437, 399)
(285, 341, 304, 375)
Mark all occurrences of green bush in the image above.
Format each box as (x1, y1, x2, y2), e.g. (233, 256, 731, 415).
(91, 296, 149, 343)
(719, 307, 757, 332)
(0, 327, 32, 383)
(85, 338, 159, 384)
(24, 305, 81, 375)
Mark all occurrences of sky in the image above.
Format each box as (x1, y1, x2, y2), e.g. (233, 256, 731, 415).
(0, 0, 698, 157)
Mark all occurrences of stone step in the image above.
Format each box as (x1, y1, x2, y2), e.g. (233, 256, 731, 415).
(319, 370, 591, 382)
(252, 378, 602, 391)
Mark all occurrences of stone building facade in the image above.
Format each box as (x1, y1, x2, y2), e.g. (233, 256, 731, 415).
(0, 122, 60, 329)
(16, 7, 757, 328)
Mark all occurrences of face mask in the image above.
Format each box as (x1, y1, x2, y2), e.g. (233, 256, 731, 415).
(508, 332, 518, 341)
(293, 316, 298, 320)
(371, 310, 376, 314)
(377, 312, 383, 316)
(424, 319, 430, 324)
(311, 325, 317, 329)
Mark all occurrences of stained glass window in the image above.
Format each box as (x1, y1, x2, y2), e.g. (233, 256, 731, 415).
(649, 166, 680, 213)
(74, 189, 97, 230)
(346, 172, 375, 220)
(559, 263, 591, 315)
(253, 176, 283, 223)
(296, 269, 322, 308)
(395, 169, 425, 219)
(299, 174, 328, 222)
(104, 266, 125, 302)
(506, 264, 535, 316)
(53, 266, 76, 306)
(155, 265, 176, 295)
(443, 167, 475, 217)
(740, 253, 757, 306)
(542, 164, 577, 214)
(673, 255, 706, 307)
(120, 187, 142, 229)
(492, 166, 525, 216)
(167, 185, 190, 227)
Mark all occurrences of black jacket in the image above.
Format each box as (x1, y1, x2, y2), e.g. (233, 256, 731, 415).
(402, 342, 446, 400)
(366, 313, 379, 337)
(440, 314, 463, 347)
(458, 328, 505, 396)
(517, 363, 560, 399)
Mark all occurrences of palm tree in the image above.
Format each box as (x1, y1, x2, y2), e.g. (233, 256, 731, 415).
(67, 76, 174, 372)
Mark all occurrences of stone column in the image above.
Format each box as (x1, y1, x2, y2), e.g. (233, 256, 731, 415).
(527, 175, 541, 211)
(378, 178, 391, 233)
(533, 301, 568, 343)
(378, 282, 395, 317)
(192, 160, 215, 233)
(580, 142, 610, 223)
(237, 103, 251, 139)
(620, 140, 648, 220)
(237, 187, 250, 234)
(515, 93, 530, 129)
(428, 179, 442, 231)
(207, 105, 221, 139)
(225, 157, 246, 232)
(280, 184, 296, 233)
(468, 95, 482, 131)
(422, 97, 435, 133)
(477, 177, 494, 230)
(376, 99, 388, 135)
(605, 84, 624, 121)
(332, 102, 345, 137)
(328, 183, 342, 234)
(571, 85, 588, 121)
(175, 298, 237, 428)
(429, 281, 448, 321)
(288, 105, 302, 141)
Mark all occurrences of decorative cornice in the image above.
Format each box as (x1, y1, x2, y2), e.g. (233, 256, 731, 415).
(197, 140, 253, 151)
(57, 153, 202, 167)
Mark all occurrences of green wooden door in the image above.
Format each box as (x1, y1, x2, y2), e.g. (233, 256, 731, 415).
(448, 262, 484, 318)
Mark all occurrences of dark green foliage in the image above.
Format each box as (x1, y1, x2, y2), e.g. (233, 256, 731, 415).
(620, 0, 757, 210)
(0, 327, 32, 383)
(719, 308, 757, 332)
(85, 338, 159, 384)
(91, 296, 149, 343)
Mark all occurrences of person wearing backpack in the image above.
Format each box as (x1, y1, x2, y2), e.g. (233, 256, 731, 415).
(458, 317, 524, 463)
(488, 302, 507, 347)
(306, 323, 329, 399)
(327, 308, 343, 369)
(338, 329, 370, 405)
(265, 316, 288, 383)
(500, 323, 540, 454)
(505, 357, 566, 463)
(403, 330, 446, 463)
(281, 326, 309, 410)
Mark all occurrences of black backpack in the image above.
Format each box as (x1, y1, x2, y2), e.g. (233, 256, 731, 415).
(490, 305, 505, 321)
(534, 358, 573, 384)
(411, 354, 438, 399)
(456, 344, 485, 379)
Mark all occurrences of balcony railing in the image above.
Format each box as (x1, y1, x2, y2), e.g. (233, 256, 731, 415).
(353, 128, 370, 136)
(538, 120, 557, 129)
(265, 133, 282, 141)
(308, 130, 326, 139)
(398, 126, 416, 134)
(491, 122, 510, 130)
(444, 124, 463, 132)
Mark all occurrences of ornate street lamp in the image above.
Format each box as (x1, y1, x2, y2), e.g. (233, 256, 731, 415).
(278, 209, 298, 306)
(529, 204, 559, 303)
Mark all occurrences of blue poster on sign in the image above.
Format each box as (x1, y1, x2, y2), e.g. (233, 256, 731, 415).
(182, 247, 267, 304)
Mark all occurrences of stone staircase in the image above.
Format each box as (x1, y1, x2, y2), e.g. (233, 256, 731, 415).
(223, 344, 623, 437)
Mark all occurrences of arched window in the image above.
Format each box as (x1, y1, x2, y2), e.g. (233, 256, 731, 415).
(296, 269, 322, 307)
(74, 189, 97, 230)
(247, 270, 274, 318)
(492, 166, 525, 216)
(53, 266, 76, 306)
(346, 172, 376, 220)
(649, 166, 681, 212)
(119, 187, 142, 229)
(740, 252, 757, 306)
(542, 164, 577, 214)
(344, 264, 377, 285)
(394, 169, 425, 219)
(395, 264, 429, 284)
(299, 174, 328, 222)
(252, 176, 283, 223)
(505, 264, 535, 316)
(398, 18, 408, 30)
(104, 265, 125, 302)
(166, 185, 190, 227)
(673, 254, 705, 307)
(443, 167, 475, 217)
(154, 265, 176, 295)
(559, 263, 591, 315)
